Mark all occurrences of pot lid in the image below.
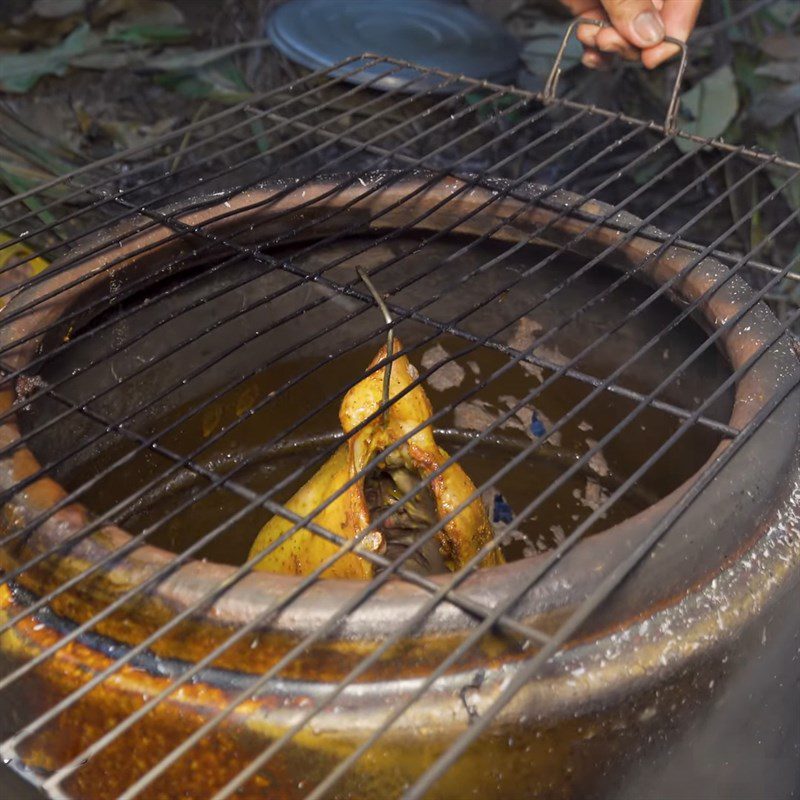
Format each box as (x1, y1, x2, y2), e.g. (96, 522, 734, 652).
(266, 0, 521, 94)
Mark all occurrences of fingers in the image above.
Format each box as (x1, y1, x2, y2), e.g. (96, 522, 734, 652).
(567, 0, 657, 68)
(595, 26, 641, 60)
(558, 0, 699, 71)
(599, 0, 666, 49)
(641, 0, 703, 68)
(581, 47, 613, 70)
(569, 5, 619, 70)
(574, 5, 607, 54)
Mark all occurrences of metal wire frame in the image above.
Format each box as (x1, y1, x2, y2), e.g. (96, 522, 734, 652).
(0, 53, 788, 796)
(0, 72, 792, 648)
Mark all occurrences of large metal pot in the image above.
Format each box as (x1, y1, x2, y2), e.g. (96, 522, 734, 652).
(0, 175, 798, 799)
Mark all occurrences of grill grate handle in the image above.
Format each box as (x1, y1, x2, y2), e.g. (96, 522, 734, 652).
(543, 17, 689, 135)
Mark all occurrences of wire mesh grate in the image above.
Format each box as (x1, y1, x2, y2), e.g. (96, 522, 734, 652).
(0, 54, 798, 800)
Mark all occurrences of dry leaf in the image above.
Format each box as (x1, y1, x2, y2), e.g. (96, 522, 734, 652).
(32, 0, 86, 18)
(421, 343, 466, 391)
(454, 399, 497, 432)
(585, 438, 610, 477)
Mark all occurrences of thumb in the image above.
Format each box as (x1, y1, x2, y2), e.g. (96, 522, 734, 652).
(600, 0, 666, 48)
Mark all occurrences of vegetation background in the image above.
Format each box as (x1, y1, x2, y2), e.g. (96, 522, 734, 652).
(0, 0, 798, 313)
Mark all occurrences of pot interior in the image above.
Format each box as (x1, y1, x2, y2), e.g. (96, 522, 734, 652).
(20, 232, 734, 570)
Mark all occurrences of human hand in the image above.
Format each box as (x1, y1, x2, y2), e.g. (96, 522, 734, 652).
(559, 0, 703, 69)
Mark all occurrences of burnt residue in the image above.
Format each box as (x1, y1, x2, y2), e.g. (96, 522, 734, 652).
(459, 669, 486, 724)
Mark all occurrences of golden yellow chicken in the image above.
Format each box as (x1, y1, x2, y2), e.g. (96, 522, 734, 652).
(248, 339, 503, 579)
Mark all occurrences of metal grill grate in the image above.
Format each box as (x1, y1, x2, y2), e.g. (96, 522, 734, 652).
(0, 51, 798, 800)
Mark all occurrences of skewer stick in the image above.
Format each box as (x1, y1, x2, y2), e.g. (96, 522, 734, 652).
(356, 267, 394, 421)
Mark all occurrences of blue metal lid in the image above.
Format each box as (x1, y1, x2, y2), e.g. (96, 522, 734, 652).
(267, 0, 521, 94)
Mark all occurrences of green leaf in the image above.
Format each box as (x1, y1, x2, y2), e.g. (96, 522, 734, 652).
(732, 48, 770, 99)
(0, 22, 91, 93)
(155, 62, 253, 103)
(675, 65, 739, 154)
(106, 23, 192, 44)
(749, 82, 800, 127)
(68, 42, 147, 70)
(755, 61, 800, 82)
